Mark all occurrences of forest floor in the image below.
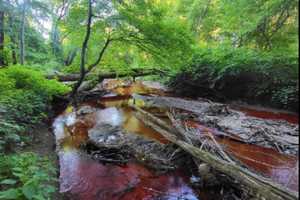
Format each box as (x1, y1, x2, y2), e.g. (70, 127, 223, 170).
(23, 124, 63, 200)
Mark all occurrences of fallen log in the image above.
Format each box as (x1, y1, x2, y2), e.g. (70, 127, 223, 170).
(131, 105, 299, 200)
(133, 95, 299, 155)
(47, 68, 165, 82)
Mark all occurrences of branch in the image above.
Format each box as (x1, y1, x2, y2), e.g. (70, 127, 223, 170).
(85, 35, 112, 73)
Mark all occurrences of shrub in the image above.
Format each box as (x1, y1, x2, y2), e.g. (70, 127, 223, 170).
(0, 66, 71, 150)
(0, 153, 56, 200)
(0, 72, 15, 95)
(3, 66, 70, 101)
(170, 46, 299, 110)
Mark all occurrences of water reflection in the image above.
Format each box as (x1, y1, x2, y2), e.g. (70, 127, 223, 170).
(53, 86, 201, 199)
(53, 79, 299, 199)
(57, 139, 202, 200)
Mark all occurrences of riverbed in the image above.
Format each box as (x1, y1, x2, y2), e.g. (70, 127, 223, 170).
(52, 80, 299, 200)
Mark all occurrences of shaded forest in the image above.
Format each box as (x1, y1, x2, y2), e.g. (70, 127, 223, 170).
(0, 0, 298, 200)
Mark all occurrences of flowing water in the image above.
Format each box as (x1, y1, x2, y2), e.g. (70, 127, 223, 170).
(53, 80, 299, 199)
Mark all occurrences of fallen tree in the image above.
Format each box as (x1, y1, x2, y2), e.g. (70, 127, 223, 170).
(130, 105, 299, 200)
(47, 68, 165, 82)
(133, 94, 299, 155)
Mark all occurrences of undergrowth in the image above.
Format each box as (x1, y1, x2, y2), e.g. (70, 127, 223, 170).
(0, 65, 70, 151)
(0, 153, 56, 200)
(169, 46, 298, 111)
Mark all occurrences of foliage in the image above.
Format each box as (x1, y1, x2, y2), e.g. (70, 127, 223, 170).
(0, 0, 298, 109)
(116, 0, 194, 69)
(0, 66, 70, 151)
(171, 46, 298, 110)
(0, 153, 56, 200)
(180, 0, 298, 53)
(2, 66, 70, 100)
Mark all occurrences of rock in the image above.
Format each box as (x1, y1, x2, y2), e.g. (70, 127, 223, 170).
(198, 163, 211, 175)
(88, 123, 124, 146)
(76, 105, 98, 115)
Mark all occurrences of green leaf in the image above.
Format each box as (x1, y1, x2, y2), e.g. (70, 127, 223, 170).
(0, 188, 21, 199)
(32, 194, 45, 200)
(0, 179, 17, 185)
(22, 183, 36, 200)
(44, 185, 56, 194)
(6, 134, 21, 142)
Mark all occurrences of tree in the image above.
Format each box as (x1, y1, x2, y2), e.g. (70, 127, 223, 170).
(19, 0, 26, 65)
(70, 0, 93, 100)
(0, 10, 4, 66)
(66, 0, 193, 101)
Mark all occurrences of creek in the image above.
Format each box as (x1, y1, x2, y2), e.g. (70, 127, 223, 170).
(52, 80, 298, 200)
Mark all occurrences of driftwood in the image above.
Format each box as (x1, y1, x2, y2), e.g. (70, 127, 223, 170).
(86, 122, 186, 171)
(131, 105, 299, 200)
(47, 68, 164, 82)
(133, 95, 299, 155)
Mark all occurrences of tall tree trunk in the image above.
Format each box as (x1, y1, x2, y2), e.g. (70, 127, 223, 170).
(12, 49, 17, 64)
(0, 11, 5, 67)
(70, 0, 93, 103)
(51, 22, 63, 63)
(64, 48, 78, 66)
(19, 1, 26, 65)
(70, 0, 113, 103)
(8, 15, 17, 65)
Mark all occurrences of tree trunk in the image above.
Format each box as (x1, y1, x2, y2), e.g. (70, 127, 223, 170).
(64, 48, 78, 66)
(8, 15, 17, 65)
(70, 0, 113, 102)
(0, 11, 5, 67)
(51, 22, 63, 63)
(70, 0, 93, 102)
(47, 68, 161, 82)
(19, 1, 26, 65)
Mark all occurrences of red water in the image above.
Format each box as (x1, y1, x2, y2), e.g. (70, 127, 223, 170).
(236, 107, 299, 124)
(54, 80, 299, 199)
(53, 85, 203, 199)
(189, 121, 299, 192)
(59, 150, 202, 200)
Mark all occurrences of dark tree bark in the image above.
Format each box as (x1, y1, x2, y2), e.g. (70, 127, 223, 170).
(8, 15, 17, 65)
(85, 36, 112, 73)
(19, 1, 26, 65)
(64, 48, 78, 66)
(70, 0, 114, 103)
(70, 0, 93, 102)
(0, 11, 5, 66)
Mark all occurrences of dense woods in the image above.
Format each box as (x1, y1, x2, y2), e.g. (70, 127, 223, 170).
(0, 0, 298, 199)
